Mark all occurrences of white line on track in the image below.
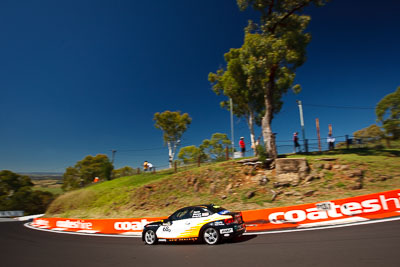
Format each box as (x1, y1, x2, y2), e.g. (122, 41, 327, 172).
(245, 216, 400, 235)
(24, 223, 140, 238)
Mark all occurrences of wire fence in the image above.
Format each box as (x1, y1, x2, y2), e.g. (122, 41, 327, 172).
(124, 134, 391, 176)
(275, 134, 388, 154)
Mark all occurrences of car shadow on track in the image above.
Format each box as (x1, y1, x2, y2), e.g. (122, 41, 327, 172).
(155, 235, 258, 246)
(226, 234, 257, 244)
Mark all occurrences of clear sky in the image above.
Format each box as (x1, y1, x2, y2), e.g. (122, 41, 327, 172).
(1, 0, 399, 173)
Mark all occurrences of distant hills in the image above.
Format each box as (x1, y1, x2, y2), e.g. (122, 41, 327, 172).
(18, 172, 63, 180)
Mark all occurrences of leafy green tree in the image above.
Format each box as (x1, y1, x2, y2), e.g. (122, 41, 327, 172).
(10, 188, 54, 214)
(62, 154, 113, 191)
(76, 154, 113, 182)
(0, 170, 33, 196)
(209, 48, 264, 152)
(200, 133, 231, 161)
(154, 111, 192, 167)
(28, 190, 54, 214)
(236, 0, 328, 158)
(112, 166, 136, 178)
(61, 167, 81, 191)
(178, 145, 207, 164)
(353, 124, 384, 142)
(376, 86, 400, 140)
(0, 170, 55, 214)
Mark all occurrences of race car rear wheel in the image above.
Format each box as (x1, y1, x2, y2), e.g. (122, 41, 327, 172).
(144, 229, 158, 245)
(203, 227, 220, 245)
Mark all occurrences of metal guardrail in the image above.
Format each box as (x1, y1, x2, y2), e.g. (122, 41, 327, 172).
(0, 211, 24, 218)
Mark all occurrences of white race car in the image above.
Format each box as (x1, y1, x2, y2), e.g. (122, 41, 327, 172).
(142, 204, 246, 245)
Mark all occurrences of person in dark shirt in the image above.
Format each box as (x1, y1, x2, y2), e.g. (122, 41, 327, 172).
(293, 132, 300, 153)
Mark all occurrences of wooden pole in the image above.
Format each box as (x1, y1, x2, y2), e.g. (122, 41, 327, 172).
(174, 161, 177, 173)
(316, 118, 321, 152)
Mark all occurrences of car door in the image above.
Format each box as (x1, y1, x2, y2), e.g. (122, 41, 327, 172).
(156, 207, 194, 239)
(180, 207, 213, 238)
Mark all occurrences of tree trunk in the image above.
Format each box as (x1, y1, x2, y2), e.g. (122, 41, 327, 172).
(262, 102, 277, 159)
(247, 112, 257, 155)
(385, 137, 391, 148)
(261, 67, 278, 159)
(168, 141, 179, 168)
(167, 142, 173, 168)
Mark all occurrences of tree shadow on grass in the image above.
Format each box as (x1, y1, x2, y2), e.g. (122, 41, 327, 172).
(287, 148, 400, 158)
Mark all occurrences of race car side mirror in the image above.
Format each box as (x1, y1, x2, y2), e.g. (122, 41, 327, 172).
(163, 219, 172, 226)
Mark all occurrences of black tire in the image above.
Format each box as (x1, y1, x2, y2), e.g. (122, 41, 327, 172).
(144, 229, 158, 245)
(203, 227, 220, 245)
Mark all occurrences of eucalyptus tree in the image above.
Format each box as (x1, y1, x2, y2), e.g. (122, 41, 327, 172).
(62, 154, 113, 191)
(236, 0, 328, 158)
(209, 48, 264, 152)
(353, 124, 384, 143)
(200, 133, 231, 161)
(154, 111, 192, 167)
(0, 170, 54, 214)
(376, 86, 400, 140)
(178, 145, 207, 164)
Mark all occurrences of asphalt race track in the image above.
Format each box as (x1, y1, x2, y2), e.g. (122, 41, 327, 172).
(1, 220, 399, 267)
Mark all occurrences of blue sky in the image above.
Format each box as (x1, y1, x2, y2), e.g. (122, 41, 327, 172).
(1, 0, 399, 173)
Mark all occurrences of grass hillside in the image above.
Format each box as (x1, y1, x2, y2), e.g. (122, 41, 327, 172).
(46, 148, 400, 219)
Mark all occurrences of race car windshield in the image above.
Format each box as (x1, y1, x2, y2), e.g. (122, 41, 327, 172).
(208, 206, 229, 214)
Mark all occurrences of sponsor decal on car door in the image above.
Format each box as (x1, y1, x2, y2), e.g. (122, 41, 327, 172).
(156, 217, 197, 238)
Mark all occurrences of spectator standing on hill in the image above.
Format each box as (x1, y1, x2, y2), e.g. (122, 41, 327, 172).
(327, 134, 335, 150)
(239, 137, 246, 157)
(147, 162, 154, 172)
(293, 132, 300, 153)
(143, 161, 148, 172)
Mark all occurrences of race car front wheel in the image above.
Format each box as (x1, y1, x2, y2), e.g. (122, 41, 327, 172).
(203, 227, 220, 245)
(144, 229, 158, 245)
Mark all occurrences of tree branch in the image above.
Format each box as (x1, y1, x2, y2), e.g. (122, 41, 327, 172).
(270, 0, 310, 33)
(268, 0, 274, 16)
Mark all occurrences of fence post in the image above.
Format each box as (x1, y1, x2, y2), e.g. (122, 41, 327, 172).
(346, 135, 349, 149)
(305, 139, 309, 153)
(197, 156, 201, 167)
(225, 146, 229, 161)
(152, 167, 156, 174)
(174, 161, 177, 173)
(137, 168, 141, 174)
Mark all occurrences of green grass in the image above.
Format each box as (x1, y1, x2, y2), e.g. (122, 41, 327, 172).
(46, 170, 175, 218)
(335, 182, 346, 188)
(91, 170, 173, 189)
(324, 171, 334, 180)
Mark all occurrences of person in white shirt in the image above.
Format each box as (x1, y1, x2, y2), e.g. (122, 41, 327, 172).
(147, 162, 154, 171)
(327, 134, 335, 150)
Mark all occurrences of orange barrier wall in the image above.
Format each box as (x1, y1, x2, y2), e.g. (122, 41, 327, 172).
(242, 189, 400, 232)
(32, 216, 167, 234)
(32, 189, 400, 234)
